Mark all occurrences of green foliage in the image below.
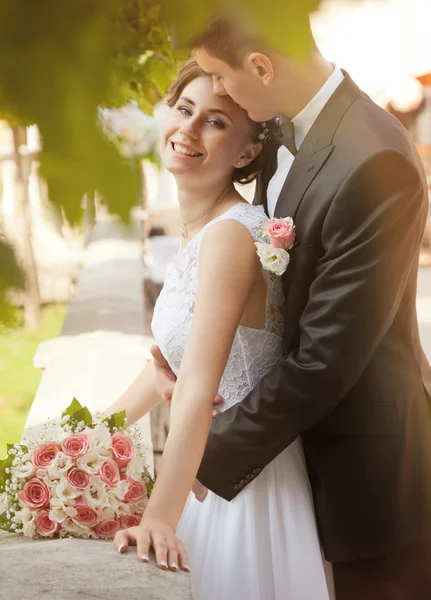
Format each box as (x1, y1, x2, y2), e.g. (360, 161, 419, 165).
(0, 0, 178, 225)
(104, 410, 127, 433)
(145, 469, 155, 497)
(61, 398, 95, 431)
(0, 444, 28, 493)
(61, 398, 126, 433)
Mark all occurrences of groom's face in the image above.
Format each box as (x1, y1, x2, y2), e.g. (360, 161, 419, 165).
(195, 49, 276, 123)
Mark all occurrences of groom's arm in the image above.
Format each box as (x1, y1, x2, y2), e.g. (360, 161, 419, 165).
(197, 149, 426, 500)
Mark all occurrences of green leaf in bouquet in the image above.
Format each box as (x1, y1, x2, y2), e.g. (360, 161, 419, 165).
(62, 398, 84, 421)
(145, 470, 155, 497)
(0, 453, 14, 494)
(0, 510, 15, 534)
(105, 410, 127, 433)
(72, 406, 93, 428)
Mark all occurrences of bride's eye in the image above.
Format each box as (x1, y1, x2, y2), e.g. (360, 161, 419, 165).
(177, 105, 192, 116)
(208, 119, 225, 129)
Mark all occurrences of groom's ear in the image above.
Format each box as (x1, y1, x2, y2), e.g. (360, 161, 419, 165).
(245, 53, 274, 85)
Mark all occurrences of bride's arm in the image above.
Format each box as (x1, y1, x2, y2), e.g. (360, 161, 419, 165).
(114, 219, 261, 568)
(105, 360, 161, 425)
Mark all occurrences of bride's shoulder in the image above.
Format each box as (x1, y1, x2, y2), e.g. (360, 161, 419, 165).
(222, 201, 268, 231)
(199, 216, 262, 280)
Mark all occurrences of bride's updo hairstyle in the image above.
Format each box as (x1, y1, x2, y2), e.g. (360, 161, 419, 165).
(166, 58, 264, 185)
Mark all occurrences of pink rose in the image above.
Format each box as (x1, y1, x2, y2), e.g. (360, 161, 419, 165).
(18, 479, 50, 510)
(73, 502, 99, 527)
(120, 514, 142, 529)
(264, 217, 295, 249)
(124, 479, 146, 505)
(111, 433, 136, 468)
(92, 519, 119, 539)
(32, 442, 60, 468)
(34, 509, 60, 537)
(67, 467, 91, 489)
(61, 434, 90, 459)
(98, 460, 120, 486)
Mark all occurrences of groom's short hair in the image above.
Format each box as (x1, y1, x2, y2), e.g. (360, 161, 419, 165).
(192, 16, 266, 69)
(192, 13, 314, 69)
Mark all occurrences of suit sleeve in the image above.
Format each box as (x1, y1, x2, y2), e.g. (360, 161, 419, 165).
(197, 149, 427, 500)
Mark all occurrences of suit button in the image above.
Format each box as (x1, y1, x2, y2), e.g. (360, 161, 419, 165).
(240, 479, 248, 486)
(246, 474, 254, 482)
(234, 484, 242, 491)
(252, 468, 261, 476)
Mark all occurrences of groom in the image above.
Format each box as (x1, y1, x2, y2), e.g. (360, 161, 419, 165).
(153, 13, 431, 600)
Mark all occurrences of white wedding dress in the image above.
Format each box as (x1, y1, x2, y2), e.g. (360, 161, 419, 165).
(152, 202, 335, 600)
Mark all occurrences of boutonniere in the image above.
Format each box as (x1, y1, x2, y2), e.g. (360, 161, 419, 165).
(255, 217, 296, 276)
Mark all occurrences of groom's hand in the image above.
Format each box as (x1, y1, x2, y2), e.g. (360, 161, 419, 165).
(192, 479, 208, 502)
(150, 344, 224, 416)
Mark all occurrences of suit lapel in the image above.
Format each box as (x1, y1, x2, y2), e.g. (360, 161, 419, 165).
(272, 71, 364, 220)
(274, 136, 333, 219)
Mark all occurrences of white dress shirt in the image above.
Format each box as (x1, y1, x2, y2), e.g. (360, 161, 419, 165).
(266, 67, 345, 217)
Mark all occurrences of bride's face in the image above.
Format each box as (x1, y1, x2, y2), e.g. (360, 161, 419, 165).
(161, 76, 260, 182)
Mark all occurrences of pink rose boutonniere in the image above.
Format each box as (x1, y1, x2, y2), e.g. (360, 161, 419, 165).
(255, 217, 296, 276)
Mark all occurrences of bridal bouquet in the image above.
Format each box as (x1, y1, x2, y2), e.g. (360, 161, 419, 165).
(0, 399, 153, 539)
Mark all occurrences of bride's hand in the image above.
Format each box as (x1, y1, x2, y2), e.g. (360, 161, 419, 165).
(113, 519, 190, 573)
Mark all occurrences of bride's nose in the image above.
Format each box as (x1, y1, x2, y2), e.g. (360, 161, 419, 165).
(179, 120, 199, 140)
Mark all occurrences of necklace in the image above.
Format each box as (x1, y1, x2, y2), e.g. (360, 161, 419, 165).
(181, 183, 235, 240)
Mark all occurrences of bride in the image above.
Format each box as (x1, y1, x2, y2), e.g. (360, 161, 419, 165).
(107, 58, 334, 600)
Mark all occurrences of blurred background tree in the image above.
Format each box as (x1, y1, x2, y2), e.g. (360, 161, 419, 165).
(0, 0, 327, 324)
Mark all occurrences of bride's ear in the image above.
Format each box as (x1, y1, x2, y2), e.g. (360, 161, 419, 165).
(234, 141, 263, 169)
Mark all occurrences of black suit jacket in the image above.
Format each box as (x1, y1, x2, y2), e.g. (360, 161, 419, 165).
(197, 73, 431, 562)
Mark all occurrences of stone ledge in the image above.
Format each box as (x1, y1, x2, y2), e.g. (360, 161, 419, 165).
(0, 531, 193, 600)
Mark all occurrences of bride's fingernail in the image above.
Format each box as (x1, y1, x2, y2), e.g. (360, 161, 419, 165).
(118, 544, 126, 553)
(140, 554, 149, 562)
(184, 564, 190, 572)
(170, 562, 178, 571)
(160, 560, 168, 569)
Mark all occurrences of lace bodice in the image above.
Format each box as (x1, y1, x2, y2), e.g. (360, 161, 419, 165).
(151, 202, 284, 411)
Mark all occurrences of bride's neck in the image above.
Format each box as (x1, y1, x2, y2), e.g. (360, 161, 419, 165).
(176, 179, 236, 238)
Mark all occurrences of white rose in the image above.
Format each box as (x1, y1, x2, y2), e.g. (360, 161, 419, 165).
(14, 507, 36, 537)
(36, 468, 57, 488)
(82, 476, 107, 508)
(13, 506, 35, 525)
(12, 460, 35, 479)
(111, 479, 128, 502)
(49, 498, 78, 523)
(62, 518, 91, 538)
(125, 456, 145, 481)
(87, 424, 111, 456)
(47, 452, 73, 479)
(114, 501, 130, 516)
(99, 506, 116, 521)
(22, 518, 37, 538)
(53, 477, 80, 506)
(255, 242, 290, 276)
(77, 451, 104, 475)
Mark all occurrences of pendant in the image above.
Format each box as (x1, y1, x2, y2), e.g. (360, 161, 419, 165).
(181, 224, 188, 239)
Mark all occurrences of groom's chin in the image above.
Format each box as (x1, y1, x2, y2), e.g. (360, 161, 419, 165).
(247, 109, 278, 123)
